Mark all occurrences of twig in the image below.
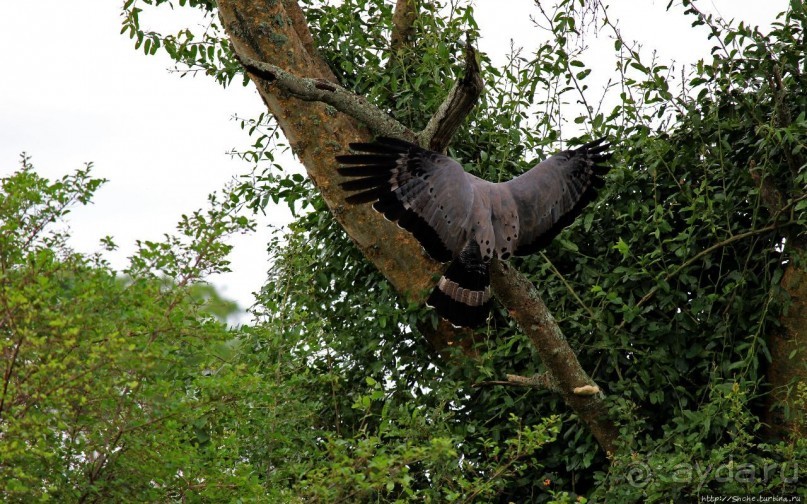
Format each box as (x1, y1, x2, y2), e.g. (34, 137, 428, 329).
(685, 1, 731, 59)
(616, 214, 801, 332)
(0, 336, 23, 421)
(541, 251, 597, 320)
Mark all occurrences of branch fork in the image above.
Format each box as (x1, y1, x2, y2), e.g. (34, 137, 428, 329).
(234, 37, 482, 150)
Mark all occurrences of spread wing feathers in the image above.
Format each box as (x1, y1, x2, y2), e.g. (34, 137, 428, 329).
(336, 136, 612, 329)
(506, 138, 612, 256)
(336, 137, 474, 263)
(426, 240, 492, 328)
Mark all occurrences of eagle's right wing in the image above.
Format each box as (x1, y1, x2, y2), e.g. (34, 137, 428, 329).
(336, 137, 475, 263)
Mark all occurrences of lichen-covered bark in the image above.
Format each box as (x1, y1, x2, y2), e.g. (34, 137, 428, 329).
(217, 0, 440, 301)
(236, 54, 416, 141)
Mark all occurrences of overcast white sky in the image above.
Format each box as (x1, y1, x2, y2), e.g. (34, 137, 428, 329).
(0, 1, 786, 322)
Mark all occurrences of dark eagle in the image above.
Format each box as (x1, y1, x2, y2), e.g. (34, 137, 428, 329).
(336, 137, 611, 328)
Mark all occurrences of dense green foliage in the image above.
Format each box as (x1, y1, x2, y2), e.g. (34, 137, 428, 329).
(0, 159, 267, 501)
(2, 0, 805, 502)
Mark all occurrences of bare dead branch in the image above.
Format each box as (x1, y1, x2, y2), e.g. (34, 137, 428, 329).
(420, 39, 484, 151)
(473, 372, 561, 392)
(237, 39, 483, 153)
(506, 372, 561, 392)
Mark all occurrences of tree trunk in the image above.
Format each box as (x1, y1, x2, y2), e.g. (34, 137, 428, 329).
(217, 0, 440, 302)
(764, 257, 807, 439)
(751, 164, 807, 440)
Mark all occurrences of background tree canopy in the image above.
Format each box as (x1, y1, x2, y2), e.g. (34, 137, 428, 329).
(1, 0, 805, 502)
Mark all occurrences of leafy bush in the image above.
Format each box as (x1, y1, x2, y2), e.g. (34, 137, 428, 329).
(0, 158, 264, 502)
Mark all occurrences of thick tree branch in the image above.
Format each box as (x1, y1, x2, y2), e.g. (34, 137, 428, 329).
(420, 39, 484, 151)
(490, 260, 619, 456)
(282, 0, 337, 81)
(475, 372, 600, 395)
(390, 0, 418, 51)
(509, 372, 559, 391)
(236, 54, 417, 142)
(237, 40, 483, 152)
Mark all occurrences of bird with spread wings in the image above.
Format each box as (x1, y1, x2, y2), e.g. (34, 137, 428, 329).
(336, 137, 612, 328)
